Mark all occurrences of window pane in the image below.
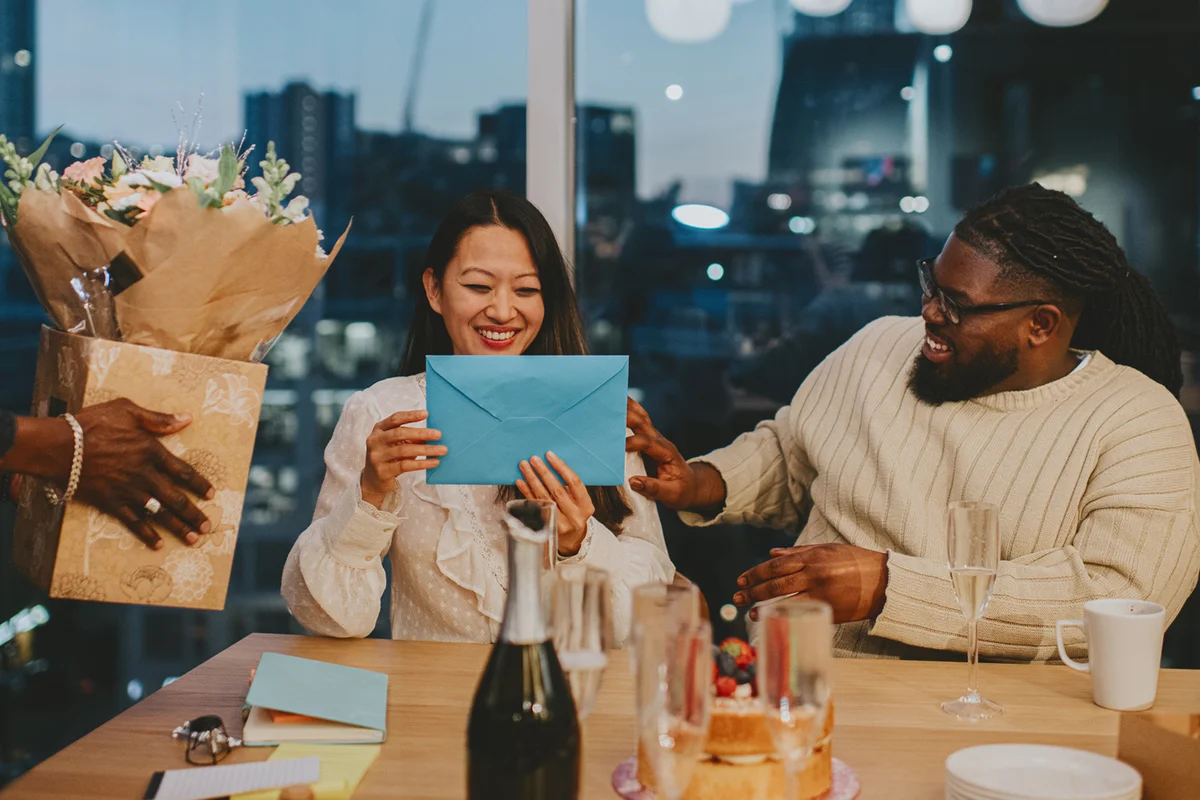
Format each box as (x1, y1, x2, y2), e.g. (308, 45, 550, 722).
(576, 0, 1200, 661)
(0, 0, 525, 782)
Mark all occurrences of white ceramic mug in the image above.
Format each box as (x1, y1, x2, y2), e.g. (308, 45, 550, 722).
(1055, 598, 1166, 711)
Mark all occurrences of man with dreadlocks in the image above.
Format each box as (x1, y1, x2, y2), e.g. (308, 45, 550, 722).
(628, 183, 1200, 661)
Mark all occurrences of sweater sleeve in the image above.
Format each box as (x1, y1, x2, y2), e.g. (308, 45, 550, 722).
(282, 391, 399, 638)
(872, 405, 1200, 663)
(678, 403, 809, 530)
(678, 322, 863, 530)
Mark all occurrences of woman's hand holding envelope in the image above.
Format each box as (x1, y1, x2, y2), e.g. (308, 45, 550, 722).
(360, 411, 447, 510)
(517, 452, 595, 556)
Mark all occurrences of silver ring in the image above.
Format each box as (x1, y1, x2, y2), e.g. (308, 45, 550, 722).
(144, 497, 163, 516)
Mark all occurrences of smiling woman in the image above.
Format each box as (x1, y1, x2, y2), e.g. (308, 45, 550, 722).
(401, 191, 583, 369)
(281, 190, 675, 645)
(418, 225, 546, 356)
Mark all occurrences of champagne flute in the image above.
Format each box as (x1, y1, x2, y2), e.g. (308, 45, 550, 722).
(757, 598, 833, 800)
(941, 500, 1003, 721)
(635, 617, 712, 800)
(548, 563, 612, 720)
(629, 581, 701, 673)
(629, 581, 701, 763)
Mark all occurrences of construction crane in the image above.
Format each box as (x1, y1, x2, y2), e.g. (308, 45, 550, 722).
(402, 0, 436, 134)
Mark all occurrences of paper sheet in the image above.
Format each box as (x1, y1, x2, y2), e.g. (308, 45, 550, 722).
(231, 744, 382, 800)
(150, 757, 320, 800)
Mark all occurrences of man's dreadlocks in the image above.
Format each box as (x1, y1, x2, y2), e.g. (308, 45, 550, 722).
(955, 183, 1182, 396)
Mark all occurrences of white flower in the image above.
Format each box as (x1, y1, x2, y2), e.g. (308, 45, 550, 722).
(110, 192, 144, 211)
(122, 169, 182, 189)
(140, 155, 175, 173)
(33, 162, 59, 191)
(280, 196, 309, 223)
(184, 154, 220, 184)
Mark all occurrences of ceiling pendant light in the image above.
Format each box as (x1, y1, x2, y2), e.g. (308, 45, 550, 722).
(787, 0, 853, 18)
(646, 0, 733, 43)
(1017, 0, 1108, 27)
(905, 0, 972, 35)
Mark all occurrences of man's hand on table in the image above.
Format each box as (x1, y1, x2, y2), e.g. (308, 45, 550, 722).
(735, 543, 889, 624)
(625, 398, 726, 514)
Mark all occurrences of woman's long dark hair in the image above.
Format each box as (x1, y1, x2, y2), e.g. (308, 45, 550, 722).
(401, 190, 633, 531)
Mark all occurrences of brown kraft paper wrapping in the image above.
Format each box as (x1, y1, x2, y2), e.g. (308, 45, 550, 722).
(114, 188, 349, 360)
(4, 189, 128, 333)
(6, 185, 349, 361)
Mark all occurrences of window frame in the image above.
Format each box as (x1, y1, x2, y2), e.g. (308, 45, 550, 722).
(526, 0, 576, 278)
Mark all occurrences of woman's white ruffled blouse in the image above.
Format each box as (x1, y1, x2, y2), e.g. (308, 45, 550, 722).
(282, 373, 675, 644)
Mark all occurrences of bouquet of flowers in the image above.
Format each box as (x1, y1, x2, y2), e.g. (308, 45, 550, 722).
(3, 126, 351, 610)
(0, 127, 349, 360)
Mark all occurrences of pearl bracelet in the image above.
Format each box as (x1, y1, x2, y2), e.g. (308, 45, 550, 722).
(45, 413, 84, 506)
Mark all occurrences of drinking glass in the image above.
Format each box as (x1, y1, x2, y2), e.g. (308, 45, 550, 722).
(548, 563, 612, 719)
(941, 500, 1003, 721)
(628, 581, 701, 674)
(635, 617, 712, 800)
(757, 598, 833, 800)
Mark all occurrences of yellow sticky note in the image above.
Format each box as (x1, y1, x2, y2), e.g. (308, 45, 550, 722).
(232, 744, 382, 800)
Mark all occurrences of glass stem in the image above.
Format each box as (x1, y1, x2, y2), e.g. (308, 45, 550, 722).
(966, 618, 980, 700)
(784, 758, 802, 800)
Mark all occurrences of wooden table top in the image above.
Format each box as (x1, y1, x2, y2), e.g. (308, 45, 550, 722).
(4, 633, 1199, 799)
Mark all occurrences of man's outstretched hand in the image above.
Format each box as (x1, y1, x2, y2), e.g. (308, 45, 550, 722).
(625, 397, 725, 513)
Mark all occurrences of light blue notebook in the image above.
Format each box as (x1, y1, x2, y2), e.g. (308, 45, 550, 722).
(242, 652, 388, 746)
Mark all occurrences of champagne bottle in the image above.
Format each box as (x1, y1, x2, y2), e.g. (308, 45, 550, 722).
(466, 500, 581, 800)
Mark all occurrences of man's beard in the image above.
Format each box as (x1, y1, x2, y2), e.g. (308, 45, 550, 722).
(907, 342, 1020, 405)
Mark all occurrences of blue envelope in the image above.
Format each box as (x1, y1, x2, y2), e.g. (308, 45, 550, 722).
(425, 355, 629, 486)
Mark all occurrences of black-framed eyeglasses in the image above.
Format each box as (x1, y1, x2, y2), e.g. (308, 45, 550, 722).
(172, 715, 242, 765)
(917, 258, 1048, 325)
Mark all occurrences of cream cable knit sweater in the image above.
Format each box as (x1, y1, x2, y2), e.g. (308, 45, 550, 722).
(685, 317, 1200, 661)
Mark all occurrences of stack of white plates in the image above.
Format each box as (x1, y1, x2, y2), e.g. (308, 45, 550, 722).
(945, 744, 1142, 800)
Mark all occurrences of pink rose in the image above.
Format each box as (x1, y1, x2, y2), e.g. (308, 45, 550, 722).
(63, 157, 106, 186)
(184, 154, 220, 184)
